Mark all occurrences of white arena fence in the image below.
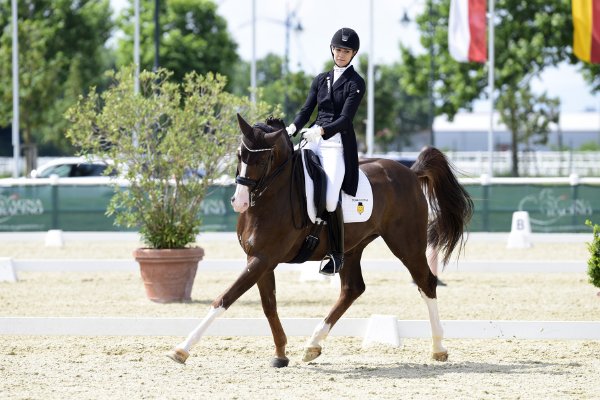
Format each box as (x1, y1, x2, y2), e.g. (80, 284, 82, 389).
(1, 255, 597, 341)
(3, 151, 600, 178)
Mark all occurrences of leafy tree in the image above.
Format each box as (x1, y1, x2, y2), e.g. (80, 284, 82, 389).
(230, 53, 312, 124)
(115, 0, 239, 85)
(372, 62, 430, 151)
(399, 0, 573, 175)
(0, 0, 114, 166)
(496, 84, 560, 175)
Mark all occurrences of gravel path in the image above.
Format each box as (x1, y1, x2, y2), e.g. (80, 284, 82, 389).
(1, 232, 598, 399)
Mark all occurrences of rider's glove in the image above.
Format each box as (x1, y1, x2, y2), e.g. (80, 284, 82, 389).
(286, 123, 297, 136)
(302, 126, 322, 143)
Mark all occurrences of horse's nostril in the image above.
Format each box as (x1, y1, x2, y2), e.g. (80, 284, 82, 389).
(230, 196, 235, 203)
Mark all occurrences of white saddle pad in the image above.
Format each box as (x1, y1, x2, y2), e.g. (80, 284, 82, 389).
(301, 150, 373, 224)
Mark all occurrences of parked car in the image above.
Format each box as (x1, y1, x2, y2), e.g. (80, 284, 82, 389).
(30, 157, 115, 178)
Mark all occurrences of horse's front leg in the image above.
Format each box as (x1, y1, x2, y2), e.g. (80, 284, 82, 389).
(303, 249, 366, 362)
(257, 270, 289, 368)
(166, 256, 272, 364)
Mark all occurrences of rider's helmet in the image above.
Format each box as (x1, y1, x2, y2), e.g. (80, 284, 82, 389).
(330, 27, 360, 52)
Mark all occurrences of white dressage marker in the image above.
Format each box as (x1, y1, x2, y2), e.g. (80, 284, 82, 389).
(507, 211, 532, 249)
(0, 258, 18, 282)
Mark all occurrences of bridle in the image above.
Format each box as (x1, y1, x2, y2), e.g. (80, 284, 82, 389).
(235, 137, 291, 207)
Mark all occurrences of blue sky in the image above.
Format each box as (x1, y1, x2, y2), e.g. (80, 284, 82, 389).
(111, 0, 599, 113)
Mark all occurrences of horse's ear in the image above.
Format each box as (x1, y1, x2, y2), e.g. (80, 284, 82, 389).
(263, 129, 285, 146)
(237, 113, 253, 137)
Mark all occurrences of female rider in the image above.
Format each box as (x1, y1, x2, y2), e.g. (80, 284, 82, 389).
(286, 27, 366, 275)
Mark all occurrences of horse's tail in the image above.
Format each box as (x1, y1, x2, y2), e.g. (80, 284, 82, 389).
(411, 147, 474, 266)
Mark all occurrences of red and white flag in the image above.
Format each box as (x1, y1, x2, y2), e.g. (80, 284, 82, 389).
(448, 0, 487, 63)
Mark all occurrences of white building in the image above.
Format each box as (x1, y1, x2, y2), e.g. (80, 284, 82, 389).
(432, 112, 600, 151)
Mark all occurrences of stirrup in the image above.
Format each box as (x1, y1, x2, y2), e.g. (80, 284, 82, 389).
(319, 254, 343, 276)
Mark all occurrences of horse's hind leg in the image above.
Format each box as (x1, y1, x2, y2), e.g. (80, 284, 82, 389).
(382, 237, 448, 361)
(257, 270, 289, 368)
(303, 246, 367, 362)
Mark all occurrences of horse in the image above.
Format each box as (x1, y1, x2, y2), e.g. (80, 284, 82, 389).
(167, 114, 473, 368)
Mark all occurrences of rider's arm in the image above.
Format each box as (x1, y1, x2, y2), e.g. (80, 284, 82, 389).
(293, 75, 320, 130)
(321, 77, 365, 140)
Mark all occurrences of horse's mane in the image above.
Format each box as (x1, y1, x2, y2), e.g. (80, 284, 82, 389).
(251, 117, 293, 151)
(252, 116, 286, 133)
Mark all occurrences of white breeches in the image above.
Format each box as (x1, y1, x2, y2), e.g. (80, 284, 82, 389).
(304, 132, 345, 212)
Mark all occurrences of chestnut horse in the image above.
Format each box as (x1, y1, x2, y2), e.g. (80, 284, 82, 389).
(167, 114, 473, 367)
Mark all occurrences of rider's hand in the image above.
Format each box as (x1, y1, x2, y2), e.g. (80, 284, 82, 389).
(302, 126, 322, 143)
(286, 123, 297, 136)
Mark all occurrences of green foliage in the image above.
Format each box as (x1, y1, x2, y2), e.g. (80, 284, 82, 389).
(585, 220, 600, 289)
(115, 0, 238, 85)
(399, 0, 573, 173)
(0, 0, 114, 159)
(578, 141, 600, 151)
(66, 67, 275, 248)
(229, 53, 312, 123)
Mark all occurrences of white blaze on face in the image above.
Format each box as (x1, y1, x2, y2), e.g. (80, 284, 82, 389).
(231, 161, 250, 213)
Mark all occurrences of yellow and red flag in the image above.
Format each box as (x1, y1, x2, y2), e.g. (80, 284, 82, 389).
(573, 0, 600, 63)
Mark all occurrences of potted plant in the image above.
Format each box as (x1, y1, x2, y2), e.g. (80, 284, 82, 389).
(66, 67, 273, 302)
(586, 220, 600, 297)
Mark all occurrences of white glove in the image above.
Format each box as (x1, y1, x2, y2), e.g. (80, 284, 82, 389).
(286, 123, 297, 136)
(301, 126, 322, 143)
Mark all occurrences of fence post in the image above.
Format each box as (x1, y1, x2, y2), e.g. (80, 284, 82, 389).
(50, 175, 59, 229)
(570, 173, 580, 229)
(480, 173, 491, 231)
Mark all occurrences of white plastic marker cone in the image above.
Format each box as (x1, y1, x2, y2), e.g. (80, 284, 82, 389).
(362, 314, 402, 348)
(0, 258, 18, 282)
(45, 229, 64, 247)
(506, 211, 532, 249)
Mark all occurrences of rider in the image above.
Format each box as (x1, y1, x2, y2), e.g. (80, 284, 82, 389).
(286, 27, 366, 275)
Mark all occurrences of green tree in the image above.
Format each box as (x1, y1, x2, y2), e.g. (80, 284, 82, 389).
(230, 53, 312, 124)
(0, 0, 114, 165)
(115, 0, 239, 84)
(373, 62, 429, 151)
(399, 0, 573, 175)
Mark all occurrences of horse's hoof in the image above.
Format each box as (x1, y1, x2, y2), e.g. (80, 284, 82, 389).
(166, 348, 189, 364)
(270, 357, 290, 368)
(302, 346, 322, 362)
(432, 351, 448, 362)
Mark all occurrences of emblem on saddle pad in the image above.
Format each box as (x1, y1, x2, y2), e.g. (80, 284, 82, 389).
(357, 201, 365, 214)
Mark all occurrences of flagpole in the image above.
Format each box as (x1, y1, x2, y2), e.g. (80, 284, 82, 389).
(487, 0, 495, 177)
(11, 0, 20, 178)
(366, 0, 374, 156)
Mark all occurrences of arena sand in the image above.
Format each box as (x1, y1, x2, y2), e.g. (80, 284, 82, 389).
(1, 234, 599, 399)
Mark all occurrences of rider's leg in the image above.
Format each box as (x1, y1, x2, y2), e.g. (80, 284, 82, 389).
(319, 135, 345, 275)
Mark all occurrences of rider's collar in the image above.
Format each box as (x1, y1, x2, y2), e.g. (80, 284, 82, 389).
(333, 65, 349, 83)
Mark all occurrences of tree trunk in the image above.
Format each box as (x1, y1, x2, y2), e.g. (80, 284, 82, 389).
(511, 128, 519, 177)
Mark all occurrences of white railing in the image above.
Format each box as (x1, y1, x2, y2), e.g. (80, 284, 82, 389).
(372, 151, 600, 177)
(2, 152, 600, 178)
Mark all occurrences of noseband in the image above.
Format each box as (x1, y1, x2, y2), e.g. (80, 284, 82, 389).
(236, 137, 291, 206)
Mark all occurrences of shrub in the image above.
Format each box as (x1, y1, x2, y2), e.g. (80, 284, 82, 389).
(585, 220, 600, 289)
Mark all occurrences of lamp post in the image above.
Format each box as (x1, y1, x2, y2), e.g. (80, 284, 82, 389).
(153, 0, 160, 71)
(401, 0, 436, 147)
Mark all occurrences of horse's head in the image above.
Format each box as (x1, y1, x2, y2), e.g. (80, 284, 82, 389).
(231, 114, 293, 213)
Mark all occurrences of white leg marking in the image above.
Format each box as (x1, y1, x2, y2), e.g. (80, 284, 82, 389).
(176, 306, 226, 352)
(420, 290, 447, 354)
(306, 319, 331, 348)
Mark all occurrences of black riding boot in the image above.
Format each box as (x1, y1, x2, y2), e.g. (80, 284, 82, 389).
(319, 203, 344, 276)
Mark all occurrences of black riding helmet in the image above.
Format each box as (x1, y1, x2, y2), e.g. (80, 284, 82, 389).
(330, 27, 360, 65)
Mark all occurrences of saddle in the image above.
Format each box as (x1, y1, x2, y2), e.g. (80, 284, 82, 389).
(288, 148, 326, 264)
(302, 149, 327, 220)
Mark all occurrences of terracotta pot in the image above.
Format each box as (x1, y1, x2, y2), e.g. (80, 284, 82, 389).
(133, 247, 204, 303)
